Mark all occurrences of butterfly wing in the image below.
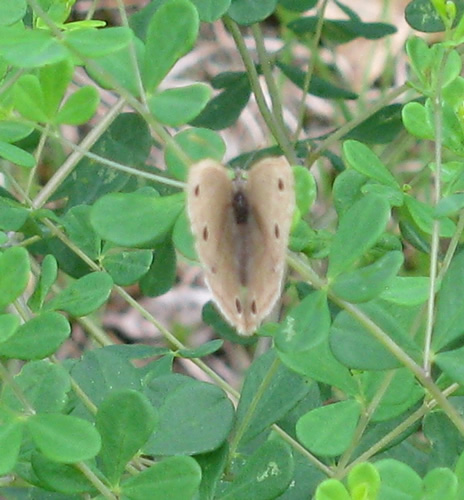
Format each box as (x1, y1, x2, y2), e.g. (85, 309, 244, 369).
(187, 160, 249, 332)
(242, 157, 295, 331)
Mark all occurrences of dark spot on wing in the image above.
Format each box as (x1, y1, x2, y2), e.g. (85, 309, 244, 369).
(251, 300, 257, 315)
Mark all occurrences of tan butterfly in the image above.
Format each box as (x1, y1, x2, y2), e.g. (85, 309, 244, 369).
(187, 157, 295, 335)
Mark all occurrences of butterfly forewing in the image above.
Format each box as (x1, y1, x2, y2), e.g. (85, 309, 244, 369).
(244, 157, 295, 325)
(187, 160, 248, 332)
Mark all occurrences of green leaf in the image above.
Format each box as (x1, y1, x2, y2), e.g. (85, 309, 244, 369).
(278, 337, 357, 395)
(0, 247, 30, 310)
(344, 104, 404, 145)
(288, 16, 396, 43)
(435, 193, 464, 217)
(122, 456, 202, 500)
(143, 0, 199, 91)
(0, 314, 19, 343)
(380, 276, 429, 305)
(330, 251, 404, 303)
(144, 376, 234, 455)
(45, 272, 113, 317)
(86, 36, 145, 96)
(190, 0, 231, 21)
(0, 196, 29, 231)
(315, 479, 350, 500)
(343, 140, 399, 188)
(436, 346, 464, 387)
(190, 72, 251, 130)
(404, 196, 456, 238)
(55, 86, 100, 125)
(103, 249, 153, 286)
(220, 440, 294, 500)
(328, 194, 391, 278)
(235, 350, 311, 444)
(402, 102, 434, 139)
(14, 74, 48, 122)
(348, 463, 380, 499)
(165, 127, 225, 180)
(0, 0, 27, 26)
(0, 27, 68, 67)
(91, 192, 184, 246)
(0, 360, 70, 414)
(423, 412, 464, 469)
(0, 141, 36, 168)
(277, 61, 357, 99)
(27, 414, 101, 463)
(0, 121, 34, 142)
(422, 468, 458, 499)
(148, 84, 211, 125)
(39, 59, 73, 118)
(330, 302, 421, 370)
(31, 453, 95, 494)
(178, 339, 224, 358)
(56, 113, 152, 208)
(434, 251, 464, 351)
(0, 422, 23, 475)
(63, 27, 132, 58)
(139, 242, 176, 296)
(0, 312, 70, 360)
(96, 390, 158, 485)
(62, 205, 101, 260)
(405, 0, 448, 32)
(293, 165, 316, 216)
(279, 0, 317, 12)
(296, 400, 361, 456)
(70, 346, 147, 418)
(228, 0, 278, 25)
(375, 459, 422, 499)
(363, 369, 423, 422)
(275, 291, 330, 352)
(173, 209, 196, 260)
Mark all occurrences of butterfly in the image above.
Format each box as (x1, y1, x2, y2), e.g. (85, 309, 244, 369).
(187, 157, 295, 335)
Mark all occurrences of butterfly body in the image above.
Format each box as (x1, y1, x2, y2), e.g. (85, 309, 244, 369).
(187, 157, 294, 335)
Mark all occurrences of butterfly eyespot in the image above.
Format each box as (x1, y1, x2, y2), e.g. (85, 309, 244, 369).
(235, 298, 242, 314)
(194, 184, 200, 196)
(274, 223, 280, 239)
(251, 300, 257, 315)
(202, 226, 209, 241)
(278, 178, 285, 191)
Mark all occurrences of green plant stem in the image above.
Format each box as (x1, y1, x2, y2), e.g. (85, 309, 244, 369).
(0, 361, 35, 415)
(26, 123, 49, 199)
(74, 462, 117, 500)
(228, 356, 280, 464)
(27, 0, 192, 185)
(306, 84, 409, 166)
(336, 371, 396, 474)
(288, 252, 464, 436)
(31, 97, 126, 209)
(424, 53, 449, 375)
(251, 24, 286, 132)
(438, 210, 464, 282)
(292, 0, 328, 142)
(35, 123, 184, 189)
(347, 382, 459, 472)
(223, 17, 298, 165)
